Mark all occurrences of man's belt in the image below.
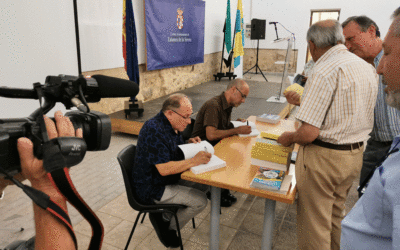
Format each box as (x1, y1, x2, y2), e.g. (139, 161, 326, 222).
(312, 139, 363, 151)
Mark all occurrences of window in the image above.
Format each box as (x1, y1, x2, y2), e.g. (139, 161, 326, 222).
(305, 9, 341, 63)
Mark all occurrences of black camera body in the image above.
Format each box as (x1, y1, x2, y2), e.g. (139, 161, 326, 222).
(0, 74, 139, 176)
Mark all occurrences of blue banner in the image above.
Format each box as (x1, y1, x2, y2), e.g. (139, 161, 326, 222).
(145, 0, 205, 71)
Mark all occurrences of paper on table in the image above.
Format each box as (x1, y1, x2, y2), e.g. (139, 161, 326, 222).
(178, 140, 214, 160)
(231, 120, 260, 137)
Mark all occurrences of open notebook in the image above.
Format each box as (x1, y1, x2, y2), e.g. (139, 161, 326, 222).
(178, 141, 226, 175)
(231, 120, 260, 137)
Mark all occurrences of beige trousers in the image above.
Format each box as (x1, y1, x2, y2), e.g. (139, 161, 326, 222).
(295, 143, 363, 250)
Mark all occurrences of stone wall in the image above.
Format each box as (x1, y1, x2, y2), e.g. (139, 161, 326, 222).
(83, 49, 297, 114)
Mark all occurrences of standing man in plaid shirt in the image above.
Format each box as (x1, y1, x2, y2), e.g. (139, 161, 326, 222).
(278, 20, 378, 250)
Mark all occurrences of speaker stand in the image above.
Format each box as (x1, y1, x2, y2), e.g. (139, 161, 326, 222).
(243, 39, 268, 82)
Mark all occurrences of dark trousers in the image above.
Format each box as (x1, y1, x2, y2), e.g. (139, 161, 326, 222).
(359, 137, 392, 197)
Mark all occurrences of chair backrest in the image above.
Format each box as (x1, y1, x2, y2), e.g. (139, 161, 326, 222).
(117, 144, 143, 210)
(181, 118, 196, 141)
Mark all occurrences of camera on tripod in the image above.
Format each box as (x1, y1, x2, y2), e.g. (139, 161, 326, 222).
(0, 74, 139, 176)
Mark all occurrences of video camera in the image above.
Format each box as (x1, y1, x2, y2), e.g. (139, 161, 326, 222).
(0, 74, 139, 176)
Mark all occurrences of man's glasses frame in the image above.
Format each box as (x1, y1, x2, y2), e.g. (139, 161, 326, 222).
(235, 87, 247, 99)
(170, 109, 192, 120)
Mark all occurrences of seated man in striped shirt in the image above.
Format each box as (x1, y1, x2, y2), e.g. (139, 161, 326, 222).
(277, 20, 378, 250)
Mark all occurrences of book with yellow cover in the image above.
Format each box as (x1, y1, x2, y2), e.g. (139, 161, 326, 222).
(283, 83, 304, 96)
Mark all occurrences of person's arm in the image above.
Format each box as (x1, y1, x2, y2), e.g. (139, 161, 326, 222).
(17, 111, 81, 250)
(156, 151, 211, 176)
(205, 125, 251, 141)
(277, 121, 320, 147)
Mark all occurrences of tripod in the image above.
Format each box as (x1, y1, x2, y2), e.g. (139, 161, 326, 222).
(243, 39, 268, 82)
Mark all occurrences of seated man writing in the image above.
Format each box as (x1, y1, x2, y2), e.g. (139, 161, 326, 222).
(191, 78, 251, 207)
(132, 93, 210, 248)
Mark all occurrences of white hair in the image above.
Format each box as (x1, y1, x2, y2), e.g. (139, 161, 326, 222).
(307, 20, 345, 48)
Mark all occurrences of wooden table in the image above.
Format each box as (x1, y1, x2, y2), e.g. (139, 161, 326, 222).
(181, 117, 297, 250)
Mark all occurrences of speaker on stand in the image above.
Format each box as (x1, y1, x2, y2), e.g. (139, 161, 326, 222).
(244, 19, 268, 82)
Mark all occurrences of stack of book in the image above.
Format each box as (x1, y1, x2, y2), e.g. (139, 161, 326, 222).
(250, 136, 292, 171)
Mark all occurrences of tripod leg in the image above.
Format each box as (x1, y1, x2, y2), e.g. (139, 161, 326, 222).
(244, 65, 257, 75)
(256, 64, 268, 82)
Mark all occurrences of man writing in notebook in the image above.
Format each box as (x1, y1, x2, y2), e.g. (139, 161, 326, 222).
(133, 93, 210, 248)
(191, 78, 251, 207)
(277, 20, 378, 250)
(342, 15, 400, 197)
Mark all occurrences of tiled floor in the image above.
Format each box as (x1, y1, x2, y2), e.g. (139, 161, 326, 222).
(0, 73, 360, 249)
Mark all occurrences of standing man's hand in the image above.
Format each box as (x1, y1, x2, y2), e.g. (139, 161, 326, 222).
(285, 91, 301, 106)
(277, 132, 294, 147)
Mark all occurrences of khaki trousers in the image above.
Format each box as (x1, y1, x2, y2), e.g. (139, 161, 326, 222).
(296, 143, 363, 250)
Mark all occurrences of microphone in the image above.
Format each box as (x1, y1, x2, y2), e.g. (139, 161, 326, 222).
(269, 22, 278, 25)
(0, 75, 139, 104)
(90, 75, 139, 98)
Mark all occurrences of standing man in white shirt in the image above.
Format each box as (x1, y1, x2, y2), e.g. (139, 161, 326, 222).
(278, 20, 378, 250)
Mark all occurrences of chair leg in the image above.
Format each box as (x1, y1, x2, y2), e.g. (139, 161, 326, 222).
(172, 213, 184, 250)
(141, 213, 146, 224)
(192, 218, 195, 229)
(124, 212, 142, 250)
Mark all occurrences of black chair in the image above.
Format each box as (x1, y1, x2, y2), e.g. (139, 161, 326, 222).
(181, 118, 196, 142)
(117, 144, 194, 250)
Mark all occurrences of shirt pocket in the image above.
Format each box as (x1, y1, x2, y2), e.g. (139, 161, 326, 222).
(362, 171, 384, 228)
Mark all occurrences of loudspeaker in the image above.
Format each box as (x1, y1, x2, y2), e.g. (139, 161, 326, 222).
(251, 19, 266, 40)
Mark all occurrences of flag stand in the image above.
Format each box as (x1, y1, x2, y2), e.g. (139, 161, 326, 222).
(214, 22, 236, 81)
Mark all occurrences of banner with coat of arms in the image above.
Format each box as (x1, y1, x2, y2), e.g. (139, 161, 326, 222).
(144, 0, 205, 71)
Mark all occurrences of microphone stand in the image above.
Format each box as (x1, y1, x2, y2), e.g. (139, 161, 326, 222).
(267, 22, 295, 103)
(272, 23, 279, 41)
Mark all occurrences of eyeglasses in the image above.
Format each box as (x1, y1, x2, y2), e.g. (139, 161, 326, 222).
(170, 109, 191, 120)
(236, 87, 247, 99)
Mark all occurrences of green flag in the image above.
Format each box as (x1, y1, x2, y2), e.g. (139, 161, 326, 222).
(225, 0, 232, 53)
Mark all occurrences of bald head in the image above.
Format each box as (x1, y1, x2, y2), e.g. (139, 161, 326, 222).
(227, 78, 247, 90)
(307, 19, 345, 48)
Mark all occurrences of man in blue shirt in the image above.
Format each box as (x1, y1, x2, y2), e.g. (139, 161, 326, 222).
(343, 15, 400, 197)
(133, 93, 211, 248)
(341, 7, 400, 249)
